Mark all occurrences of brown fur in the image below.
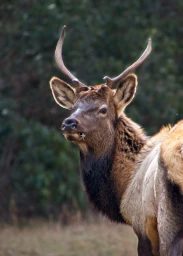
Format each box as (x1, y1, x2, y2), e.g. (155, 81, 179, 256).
(161, 121, 183, 191)
(137, 125, 171, 167)
(146, 217, 160, 256)
(50, 72, 183, 255)
(112, 114, 147, 202)
(50, 30, 183, 255)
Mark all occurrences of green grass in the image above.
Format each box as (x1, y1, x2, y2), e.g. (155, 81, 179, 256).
(0, 217, 137, 256)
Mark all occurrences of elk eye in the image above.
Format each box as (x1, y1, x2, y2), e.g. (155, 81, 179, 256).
(99, 107, 107, 114)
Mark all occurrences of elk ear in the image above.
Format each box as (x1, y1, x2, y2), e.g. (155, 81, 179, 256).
(50, 77, 76, 109)
(113, 74, 137, 116)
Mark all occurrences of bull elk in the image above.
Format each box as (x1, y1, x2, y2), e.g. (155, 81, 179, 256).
(50, 26, 183, 256)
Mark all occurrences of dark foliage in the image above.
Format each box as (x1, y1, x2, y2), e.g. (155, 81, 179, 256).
(0, 98, 86, 220)
(0, 0, 183, 219)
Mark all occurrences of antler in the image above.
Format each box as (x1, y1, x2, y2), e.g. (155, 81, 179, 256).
(103, 38, 152, 88)
(55, 26, 86, 87)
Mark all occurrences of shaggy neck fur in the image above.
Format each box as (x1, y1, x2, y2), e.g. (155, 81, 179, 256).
(80, 113, 147, 223)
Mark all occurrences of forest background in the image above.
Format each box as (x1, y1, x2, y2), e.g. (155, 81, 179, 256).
(1, 0, 183, 221)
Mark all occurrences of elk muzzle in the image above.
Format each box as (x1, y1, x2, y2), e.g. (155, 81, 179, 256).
(62, 117, 78, 132)
(62, 116, 86, 141)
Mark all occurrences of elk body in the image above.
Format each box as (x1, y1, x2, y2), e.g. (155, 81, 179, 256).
(50, 26, 183, 256)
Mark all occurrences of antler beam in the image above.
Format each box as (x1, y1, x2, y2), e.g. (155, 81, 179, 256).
(103, 38, 152, 88)
(55, 26, 86, 87)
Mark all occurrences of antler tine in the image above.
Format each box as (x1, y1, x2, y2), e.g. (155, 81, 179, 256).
(103, 38, 152, 88)
(55, 26, 86, 87)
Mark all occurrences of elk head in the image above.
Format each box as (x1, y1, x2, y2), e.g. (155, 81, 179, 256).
(50, 26, 152, 155)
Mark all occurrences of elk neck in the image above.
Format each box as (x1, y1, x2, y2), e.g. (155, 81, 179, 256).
(79, 113, 147, 223)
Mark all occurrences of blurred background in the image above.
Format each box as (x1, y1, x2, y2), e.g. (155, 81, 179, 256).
(0, 0, 183, 255)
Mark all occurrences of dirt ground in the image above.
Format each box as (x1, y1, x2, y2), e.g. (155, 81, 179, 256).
(0, 216, 137, 256)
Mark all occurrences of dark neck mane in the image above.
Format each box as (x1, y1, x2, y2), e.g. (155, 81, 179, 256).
(80, 114, 146, 223)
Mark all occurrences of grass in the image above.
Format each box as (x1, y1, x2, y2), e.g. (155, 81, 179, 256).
(0, 216, 137, 256)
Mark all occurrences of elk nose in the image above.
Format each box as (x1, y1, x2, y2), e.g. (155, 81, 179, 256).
(62, 118, 78, 132)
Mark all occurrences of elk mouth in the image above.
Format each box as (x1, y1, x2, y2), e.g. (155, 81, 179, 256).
(61, 122, 86, 141)
(62, 130, 86, 141)
(78, 132, 85, 140)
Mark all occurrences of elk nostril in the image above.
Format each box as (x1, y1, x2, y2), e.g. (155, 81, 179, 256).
(71, 124, 76, 130)
(63, 118, 78, 131)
